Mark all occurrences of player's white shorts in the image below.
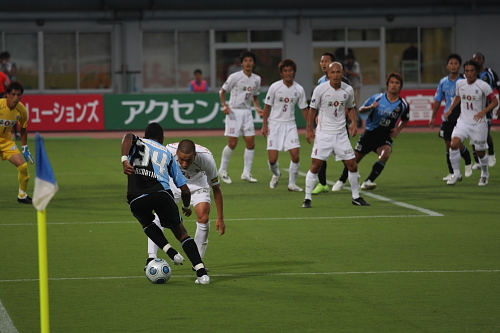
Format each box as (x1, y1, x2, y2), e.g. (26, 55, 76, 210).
(311, 130, 355, 161)
(267, 120, 300, 151)
(451, 118, 489, 151)
(170, 182, 211, 207)
(224, 108, 255, 137)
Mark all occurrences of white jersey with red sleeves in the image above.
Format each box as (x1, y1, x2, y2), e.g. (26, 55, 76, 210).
(309, 81, 355, 134)
(456, 79, 495, 124)
(166, 143, 220, 187)
(264, 80, 308, 124)
(222, 70, 261, 110)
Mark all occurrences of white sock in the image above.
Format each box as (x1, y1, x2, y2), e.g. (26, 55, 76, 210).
(268, 160, 280, 176)
(194, 221, 210, 258)
(289, 161, 300, 186)
(243, 148, 254, 174)
(305, 171, 317, 200)
(449, 148, 461, 177)
(220, 145, 233, 172)
(148, 214, 162, 258)
(348, 171, 360, 199)
(478, 154, 489, 177)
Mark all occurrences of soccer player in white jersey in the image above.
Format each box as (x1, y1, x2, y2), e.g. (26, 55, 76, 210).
(303, 62, 370, 208)
(445, 59, 498, 186)
(147, 140, 226, 267)
(261, 59, 308, 192)
(218, 51, 263, 184)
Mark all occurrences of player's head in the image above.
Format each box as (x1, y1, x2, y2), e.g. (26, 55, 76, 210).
(327, 62, 343, 83)
(472, 52, 485, 68)
(6, 81, 24, 94)
(193, 69, 202, 81)
(463, 59, 480, 82)
(144, 122, 164, 144)
(320, 52, 335, 73)
(5, 81, 24, 109)
(240, 51, 256, 64)
(240, 51, 256, 72)
(447, 54, 462, 75)
(176, 139, 196, 169)
(278, 59, 297, 79)
(0, 51, 10, 63)
(386, 72, 403, 93)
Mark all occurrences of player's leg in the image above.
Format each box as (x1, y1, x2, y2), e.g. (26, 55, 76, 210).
(344, 158, 369, 206)
(268, 149, 281, 188)
(241, 135, 257, 182)
(361, 144, 392, 190)
(287, 147, 302, 191)
(193, 201, 211, 258)
(472, 123, 489, 185)
(459, 142, 473, 177)
(7, 152, 31, 203)
(486, 123, 495, 167)
(448, 136, 464, 185)
(303, 158, 323, 207)
(312, 161, 329, 194)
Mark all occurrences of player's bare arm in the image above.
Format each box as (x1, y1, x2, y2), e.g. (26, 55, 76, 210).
(444, 95, 461, 120)
(261, 104, 271, 136)
(121, 133, 135, 174)
(212, 184, 226, 236)
(253, 95, 263, 116)
(391, 120, 409, 139)
(219, 88, 230, 114)
(179, 184, 192, 217)
(429, 100, 441, 128)
(306, 108, 317, 144)
(347, 108, 358, 137)
(359, 101, 378, 114)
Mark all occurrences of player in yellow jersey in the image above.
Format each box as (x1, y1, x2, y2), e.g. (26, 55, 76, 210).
(0, 81, 34, 203)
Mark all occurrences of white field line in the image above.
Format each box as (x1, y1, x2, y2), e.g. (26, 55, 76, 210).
(1, 269, 499, 283)
(0, 300, 19, 333)
(295, 170, 443, 217)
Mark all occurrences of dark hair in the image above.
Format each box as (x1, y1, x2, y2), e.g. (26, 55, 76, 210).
(178, 139, 196, 154)
(194, 69, 202, 75)
(346, 54, 354, 60)
(278, 59, 297, 75)
(464, 59, 480, 73)
(322, 52, 335, 62)
(472, 52, 485, 62)
(6, 81, 24, 94)
(386, 72, 403, 89)
(447, 53, 462, 65)
(144, 122, 164, 142)
(240, 51, 256, 63)
(0, 51, 10, 60)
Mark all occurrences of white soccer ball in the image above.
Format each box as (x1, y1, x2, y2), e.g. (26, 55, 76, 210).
(145, 258, 172, 284)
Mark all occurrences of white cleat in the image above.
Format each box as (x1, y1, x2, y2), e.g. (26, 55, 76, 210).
(241, 173, 258, 183)
(446, 175, 462, 185)
(488, 154, 496, 167)
(219, 170, 232, 184)
(287, 184, 303, 192)
(332, 180, 345, 191)
(471, 162, 481, 170)
(442, 173, 453, 181)
(270, 172, 281, 189)
(464, 165, 473, 178)
(172, 253, 185, 265)
(478, 176, 488, 186)
(195, 275, 210, 284)
(360, 180, 377, 190)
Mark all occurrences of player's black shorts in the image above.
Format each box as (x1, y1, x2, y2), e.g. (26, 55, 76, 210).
(354, 130, 393, 155)
(128, 190, 182, 229)
(438, 121, 456, 141)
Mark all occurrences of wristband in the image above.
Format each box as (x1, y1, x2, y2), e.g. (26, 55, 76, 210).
(182, 204, 190, 209)
(121, 155, 128, 163)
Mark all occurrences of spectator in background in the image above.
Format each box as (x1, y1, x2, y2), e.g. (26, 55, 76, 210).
(189, 69, 209, 93)
(227, 57, 241, 77)
(0, 70, 10, 98)
(1, 52, 19, 140)
(344, 54, 363, 128)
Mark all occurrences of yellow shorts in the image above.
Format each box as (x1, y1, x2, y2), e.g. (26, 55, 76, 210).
(0, 139, 21, 161)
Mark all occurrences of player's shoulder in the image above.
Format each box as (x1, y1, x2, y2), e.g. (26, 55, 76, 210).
(165, 142, 178, 152)
(268, 80, 283, 90)
(292, 81, 305, 92)
(341, 81, 354, 92)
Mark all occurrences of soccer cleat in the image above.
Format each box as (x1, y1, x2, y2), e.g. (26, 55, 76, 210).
(442, 173, 453, 181)
(287, 184, 303, 192)
(144, 257, 155, 271)
(478, 177, 488, 186)
(172, 253, 185, 265)
(241, 173, 257, 183)
(360, 180, 377, 190)
(352, 197, 370, 206)
(312, 183, 329, 195)
(270, 172, 281, 189)
(488, 154, 496, 167)
(464, 165, 473, 178)
(471, 162, 481, 170)
(219, 171, 232, 184)
(17, 195, 33, 204)
(446, 175, 462, 185)
(192, 266, 210, 272)
(195, 275, 210, 284)
(332, 180, 345, 191)
(302, 199, 312, 208)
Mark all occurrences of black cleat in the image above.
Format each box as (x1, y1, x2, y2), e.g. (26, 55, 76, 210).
(352, 197, 370, 206)
(18, 196, 33, 204)
(144, 257, 155, 271)
(302, 199, 312, 208)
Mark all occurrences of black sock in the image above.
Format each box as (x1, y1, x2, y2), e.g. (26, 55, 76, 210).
(446, 151, 453, 173)
(181, 237, 207, 276)
(318, 161, 327, 185)
(339, 166, 349, 183)
(487, 134, 494, 155)
(143, 223, 168, 250)
(473, 149, 479, 163)
(367, 161, 385, 182)
(460, 146, 472, 165)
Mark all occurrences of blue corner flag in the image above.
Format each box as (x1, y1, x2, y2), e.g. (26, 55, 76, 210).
(33, 133, 59, 211)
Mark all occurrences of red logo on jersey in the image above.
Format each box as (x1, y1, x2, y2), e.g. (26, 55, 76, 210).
(284, 97, 290, 103)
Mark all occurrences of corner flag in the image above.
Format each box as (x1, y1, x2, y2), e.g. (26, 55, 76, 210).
(33, 133, 59, 211)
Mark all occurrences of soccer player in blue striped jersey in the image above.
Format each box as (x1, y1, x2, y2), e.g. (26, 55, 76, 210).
(430, 54, 472, 181)
(121, 122, 210, 284)
(471, 52, 499, 168)
(332, 73, 409, 191)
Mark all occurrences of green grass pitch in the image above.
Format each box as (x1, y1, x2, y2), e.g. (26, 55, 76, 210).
(0, 131, 499, 332)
